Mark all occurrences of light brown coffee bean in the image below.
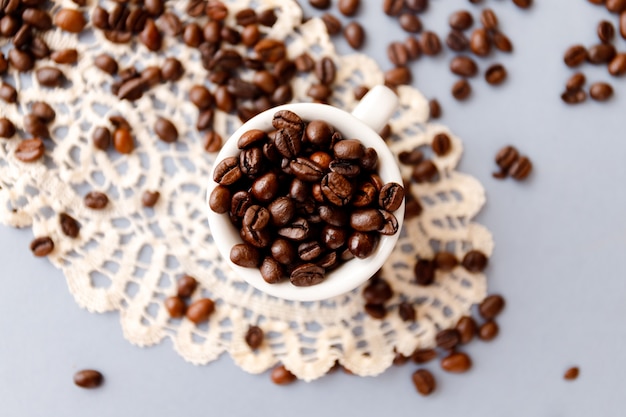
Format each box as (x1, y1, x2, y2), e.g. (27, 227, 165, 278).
(412, 369, 436, 396)
(186, 298, 215, 324)
(479, 294, 505, 319)
(15, 138, 45, 162)
(164, 296, 186, 318)
(271, 365, 297, 385)
(30, 236, 54, 257)
(441, 352, 472, 373)
(73, 370, 103, 389)
(54, 8, 86, 33)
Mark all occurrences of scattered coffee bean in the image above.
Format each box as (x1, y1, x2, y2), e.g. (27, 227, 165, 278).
(92, 127, 111, 151)
(338, 0, 360, 17)
(412, 348, 437, 364)
(364, 303, 387, 319)
(456, 316, 477, 344)
(383, 0, 404, 16)
(8, 49, 34, 72)
(73, 370, 103, 389)
(589, 82, 613, 101)
(609, 53, 626, 76)
(492, 31, 513, 52)
(446, 30, 469, 52)
(450, 56, 478, 77)
(23, 114, 50, 138)
(84, 191, 109, 210)
(0, 82, 17, 103)
(15, 138, 45, 163)
(429, 99, 442, 119)
(51, 49, 78, 65)
(94, 54, 118, 75)
(479, 294, 505, 319)
(30, 236, 54, 257)
(606, 0, 626, 13)
(362, 277, 393, 304)
(405, 36, 421, 60)
(449, 10, 473, 31)
(321, 13, 342, 35)
(141, 190, 160, 207)
(54, 8, 86, 33)
(344, 21, 365, 49)
(461, 250, 488, 273)
(451, 79, 471, 100)
(388, 42, 409, 67)
(59, 212, 80, 238)
(420, 31, 442, 56)
(177, 275, 198, 298)
(164, 296, 186, 318)
(245, 325, 264, 349)
(154, 117, 178, 143)
(139, 19, 162, 51)
(621, 9, 626, 38)
(512, 0, 532, 8)
(564, 367, 580, 381)
(412, 159, 438, 182)
(0, 118, 16, 138)
(598, 20, 615, 43)
(185, 298, 215, 324)
(470, 28, 490, 56)
(441, 352, 472, 373)
(399, 13, 422, 33)
(481, 8, 498, 30)
(398, 301, 416, 321)
(434, 251, 458, 271)
(113, 128, 134, 154)
(494, 145, 519, 174)
(436, 328, 461, 350)
(485, 63, 507, 85)
(478, 320, 499, 341)
(561, 89, 587, 105)
(310, 0, 331, 9)
(587, 44, 616, 64)
(412, 369, 436, 396)
(384, 67, 412, 86)
(566, 73, 586, 92)
(414, 259, 436, 285)
(161, 57, 184, 81)
(271, 365, 297, 385)
(564, 45, 588, 67)
(509, 156, 532, 180)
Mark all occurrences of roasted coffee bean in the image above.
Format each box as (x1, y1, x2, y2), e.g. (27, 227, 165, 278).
(362, 278, 393, 304)
(566, 73, 586, 92)
(433, 251, 458, 271)
(319, 205, 348, 227)
(451, 79, 471, 100)
(338, 0, 360, 16)
(436, 328, 461, 350)
(21, 8, 51, 30)
(495, 145, 519, 171)
(450, 56, 478, 77)
(139, 19, 161, 51)
(561, 89, 587, 104)
(588, 44, 616, 64)
(240, 147, 263, 177)
(141, 190, 160, 208)
(213, 156, 242, 185)
(470, 28, 490, 56)
(478, 320, 499, 341)
(321, 172, 353, 206)
(307, 83, 332, 101)
(412, 369, 436, 396)
(485, 63, 507, 85)
(491, 31, 512, 52)
(385, 67, 412, 86)
(0, 118, 16, 138)
(30, 236, 54, 257)
(598, 20, 615, 43)
(344, 21, 365, 49)
(94, 54, 118, 75)
(186, 298, 215, 324)
(449, 10, 473, 30)
(175, 275, 197, 299)
(420, 31, 442, 56)
(414, 259, 435, 285)
(154, 117, 178, 143)
(564, 367, 580, 381)
(334, 139, 364, 160)
(315, 57, 336, 85)
(231, 190, 253, 219)
(241, 222, 271, 248)
(235, 8, 257, 26)
(0, 15, 20, 37)
(278, 217, 310, 241)
(479, 294, 505, 319)
(84, 191, 109, 209)
(481, 8, 498, 30)
(272, 84, 293, 104)
(206, 0, 228, 20)
(270, 239, 297, 265)
(319, 225, 346, 250)
(289, 178, 309, 202)
(254, 39, 286, 63)
(294, 53, 315, 73)
(186, 0, 206, 17)
(607, 0, 626, 12)
(209, 185, 231, 214)
(274, 128, 302, 159)
(398, 150, 424, 166)
(446, 30, 469, 52)
(399, 13, 422, 33)
(298, 241, 324, 261)
(564, 45, 588, 67)
(379, 210, 399, 235)
(621, 10, 626, 39)
(259, 256, 282, 283)
(412, 160, 438, 182)
(197, 108, 215, 131)
(162, 57, 184, 81)
(202, 20, 221, 44)
(364, 303, 386, 319)
(429, 99, 441, 119)
(182, 22, 202, 46)
(290, 158, 325, 182)
(352, 181, 376, 206)
(405, 36, 421, 60)
(589, 82, 613, 101)
(113, 127, 134, 154)
(412, 348, 437, 364)
(255, 8, 276, 26)
(272, 110, 303, 132)
(509, 156, 532, 180)
(350, 209, 384, 232)
(92, 126, 111, 151)
(188, 85, 212, 110)
(15, 138, 45, 162)
(310, 152, 332, 170)
(54, 8, 86, 33)
(244, 325, 264, 350)
(230, 243, 261, 267)
(220, 25, 241, 45)
(74, 370, 103, 389)
(393, 351, 409, 366)
(388, 42, 409, 67)
(398, 301, 416, 321)
(271, 365, 297, 385)
(305, 120, 333, 147)
(609, 53, 626, 76)
(290, 263, 325, 286)
(441, 352, 472, 373)
(164, 296, 186, 318)
(92, 6, 110, 29)
(431, 133, 452, 156)
(0, 54, 7, 74)
(321, 13, 342, 35)
(378, 183, 405, 212)
(8, 49, 34, 72)
(117, 77, 147, 101)
(13, 25, 33, 49)
(462, 250, 488, 272)
(512, 0, 532, 8)
(59, 212, 80, 238)
(383, 0, 404, 16)
(456, 316, 477, 344)
(310, 0, 331, 9)
(243, 205, 270, 232)
(348, 231, 378, 258)
(406, 0, 429, 12)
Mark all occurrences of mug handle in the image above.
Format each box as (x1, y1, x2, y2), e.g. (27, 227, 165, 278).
(351, 85, 399, 135)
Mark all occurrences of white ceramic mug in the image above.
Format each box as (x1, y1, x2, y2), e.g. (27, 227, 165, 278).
(206, 85, 403, 301)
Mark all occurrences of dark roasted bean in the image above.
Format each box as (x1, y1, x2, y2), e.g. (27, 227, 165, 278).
(344, 21, 365, 49)
(74, 370, 104, 389)
(209, 185, 231, 214)
(431, 133, 452, 156)
(399, 13, 422, 33)
(23, 115, 50, 138)
(446, 30, 469, 52)
(412, 159, 438, 182)
(561, 89, 586, 105)
(164, 296, 186, 318)
(449, 10, 473, 30)
(8, 49, 34, 72)
(485, 63, 507, 85)
(481, 8, 498, 30)
(412, 348, 437, 364)
(429, 99, 441, 119)
(509, 156, 532, 180)
(564, 367, 580, 381)
(213, 156, 242, 185)
(94, 54, 118, 75)
(383, 0, 404, 16)
(290, 263, 325, 286)
(245, 325, 264, 349)
(398, 301, 416, 321)
(84, 191, 109, 209)
(587, 44, 616, 64)
(388, 42, 409, 66)
(420, 31, 441, 56)
(456, 316, 477, 344)
(0, 118, 16, 138)
(254, 39, 286, 63)
(139, 19, 162, 51)
(462, 250, 488, 272)
(414, 259, 435, 285)
(589, 82, 613, 101)
(348, 231, 378, 258)
(412, 369, 436, 396)
(321, 13, 342, 35)
(162, 57, 184, 81)
(479, 294, 505, 319)
(451, 79, 471, 100)
(142, 190, 160, 208)
(338, 0, 360, 16)
(598, 20, 615, 43)
(230, 243, 261, 267)
(59, 212, 80, 238)
(436, 328, 461, 350)
(51, 49, 78, 65)
(204, 130, 222, 152)
(30, 236, 54, 257)
(609, 53, 626, 76)
(478, 320, 499, 341)
(154, 117, 178, 143)
(206, 0, 228, 21)
(450, 56, 478, 77)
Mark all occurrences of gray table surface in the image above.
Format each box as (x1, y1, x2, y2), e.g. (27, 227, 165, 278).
(2, 1, 625, 415)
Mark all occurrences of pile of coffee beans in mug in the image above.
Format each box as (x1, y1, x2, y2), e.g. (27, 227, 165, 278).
(209, 109, 405, 287)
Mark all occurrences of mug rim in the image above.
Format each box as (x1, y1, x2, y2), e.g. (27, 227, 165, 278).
(206, 102, 404, 302)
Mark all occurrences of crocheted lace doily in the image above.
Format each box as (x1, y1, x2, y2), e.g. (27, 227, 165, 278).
(0, 0, 493, 381)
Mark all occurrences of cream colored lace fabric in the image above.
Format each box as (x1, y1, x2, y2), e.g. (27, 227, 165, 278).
(0, 0, 493, 381)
